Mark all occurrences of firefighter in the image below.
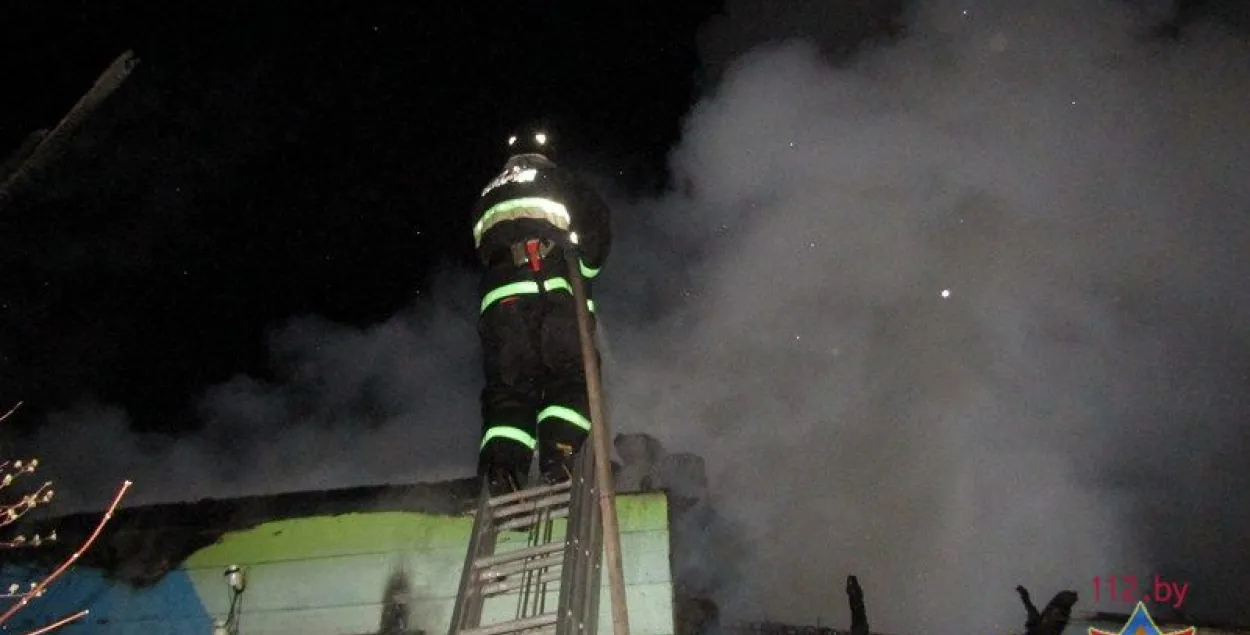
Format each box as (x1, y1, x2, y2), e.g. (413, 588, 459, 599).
(471, 125, 612, 496)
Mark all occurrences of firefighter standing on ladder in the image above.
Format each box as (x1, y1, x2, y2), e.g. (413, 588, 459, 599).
(471, 125, 612, 497)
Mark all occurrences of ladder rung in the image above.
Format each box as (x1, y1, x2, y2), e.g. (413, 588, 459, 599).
(457, 612, 558, 635)
(487, 480, 571, 507)
(493, 491, 572, 521)
(496, 505, 570, 532)
(481, 568, 563, 596)
(482, 551, 566, 580)
(474, 541, 564, 570)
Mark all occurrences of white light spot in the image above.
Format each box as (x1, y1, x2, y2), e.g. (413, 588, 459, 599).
(941, 289, 951, 298)
(535, 132, 547, 145)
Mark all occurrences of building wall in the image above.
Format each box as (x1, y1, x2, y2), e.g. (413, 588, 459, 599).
(0, 492, 675, 635)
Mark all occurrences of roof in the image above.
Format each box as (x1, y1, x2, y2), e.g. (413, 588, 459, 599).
(10, 476, 482, 586)
(9, 431, 714, 588)
(5, 432, 723, 634)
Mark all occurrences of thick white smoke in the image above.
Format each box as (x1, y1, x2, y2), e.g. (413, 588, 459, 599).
(10, 1, 1250, 633)
(602, 0, 1250, 631)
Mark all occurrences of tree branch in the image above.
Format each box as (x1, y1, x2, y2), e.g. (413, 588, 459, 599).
(22, 608, 88, 635)
(0, 402, 22, 424)
(0, 480, 132, 625)
(0, 481, 54, 529)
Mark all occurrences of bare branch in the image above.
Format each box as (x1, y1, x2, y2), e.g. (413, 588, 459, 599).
(1, 457, 41, 489)
(0, 402, 23, 424)
(22, 608, 88, 635)
(0, 529, 57, 549)
(0, 481, 54, 528)
(2, 582, 38, 600)
(0, 480, 132, 626)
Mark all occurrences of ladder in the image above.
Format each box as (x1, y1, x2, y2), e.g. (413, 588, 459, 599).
(448, 445, 603, 635)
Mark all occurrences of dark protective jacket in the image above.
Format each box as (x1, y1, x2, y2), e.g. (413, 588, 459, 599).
(471, 154, 612, 313)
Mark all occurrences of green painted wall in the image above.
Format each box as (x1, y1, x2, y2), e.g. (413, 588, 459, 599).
(183, 492, 675, 635)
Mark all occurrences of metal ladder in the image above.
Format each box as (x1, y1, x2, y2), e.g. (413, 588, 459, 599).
(448, 446, 603, 635)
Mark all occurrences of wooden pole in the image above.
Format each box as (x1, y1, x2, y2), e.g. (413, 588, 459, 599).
(564, 246, 631, 635)
(0, 50, 140, 212)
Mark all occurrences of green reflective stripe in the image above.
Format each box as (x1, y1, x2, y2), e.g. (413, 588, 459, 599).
(538, 278, 594, 312)
(480, 425, 537, 451)
(538, 405, 593, 432)
(474, 198, 571, 247)
(579, 259, 600, 279)
(480, 280, 540, 313)
(479, 277, 595, 313)
(543, 277, 571, 293)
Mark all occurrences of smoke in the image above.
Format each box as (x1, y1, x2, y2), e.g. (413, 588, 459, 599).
(603, 0, 1250, 631)
(15, 268, 480, 508)
(9, 0, 1250, 632)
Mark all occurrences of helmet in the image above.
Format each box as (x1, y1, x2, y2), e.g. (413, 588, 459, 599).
(506, 125, 554, 162)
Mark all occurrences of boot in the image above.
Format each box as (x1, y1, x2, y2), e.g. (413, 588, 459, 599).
(485, 467, 521, 498)
(539, 467, 571, 487)
(538, 444, 575, 486)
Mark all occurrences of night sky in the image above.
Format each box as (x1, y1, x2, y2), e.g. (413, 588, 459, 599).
(1, 1, 720, 431)
(4, 1, 1250, 632)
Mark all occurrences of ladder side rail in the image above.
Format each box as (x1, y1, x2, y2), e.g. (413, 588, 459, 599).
(563, 230, 630, 635)
(556, 446, 598, 635)
(584, 461, 605, 635)
(449, 482, 498, 635)
(578, 444, 604, 635)
(555, 448, 587, 635)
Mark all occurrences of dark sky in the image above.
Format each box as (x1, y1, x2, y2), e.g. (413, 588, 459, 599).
(4, 1, 1250, 633)
(0, 1, 721, 431)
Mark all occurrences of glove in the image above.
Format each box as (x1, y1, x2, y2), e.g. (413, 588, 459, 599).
(560, 229, 581, 254)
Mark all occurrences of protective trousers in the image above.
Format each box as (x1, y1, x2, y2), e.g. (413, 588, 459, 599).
(476, 254, 597, 494)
